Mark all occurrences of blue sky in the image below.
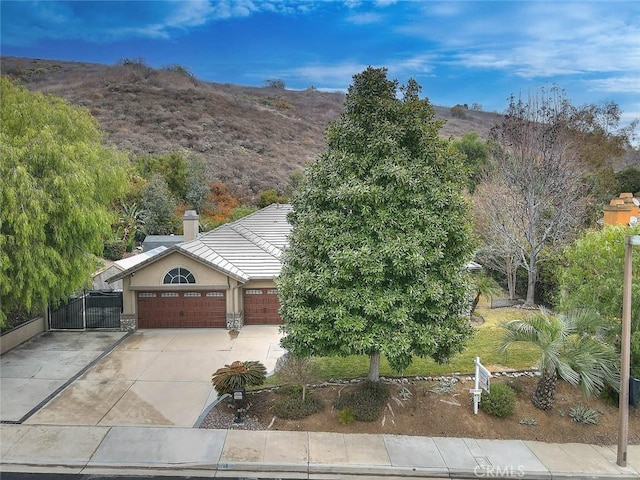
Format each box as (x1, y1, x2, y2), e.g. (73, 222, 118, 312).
(2, 0, 639, 135)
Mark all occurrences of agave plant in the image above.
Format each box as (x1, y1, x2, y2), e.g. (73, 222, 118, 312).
(500, 309, 618, 411)
(211, 360, 267, 395)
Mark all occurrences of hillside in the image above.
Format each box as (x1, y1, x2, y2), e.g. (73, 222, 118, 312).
(1, 56, 506, 200)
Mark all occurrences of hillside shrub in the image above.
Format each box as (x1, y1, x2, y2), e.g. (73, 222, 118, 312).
(211, 360, 267, 395)
(103, 240, 125, 261)
(480, 383, 516, 418)
(333, 381, 389, 422)
(451, 104, 467, 119)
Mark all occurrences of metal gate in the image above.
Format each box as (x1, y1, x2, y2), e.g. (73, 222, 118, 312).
(49, 291, 122, 330)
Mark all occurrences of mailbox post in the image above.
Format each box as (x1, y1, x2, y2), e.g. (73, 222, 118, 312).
(233, 387, 246, 424)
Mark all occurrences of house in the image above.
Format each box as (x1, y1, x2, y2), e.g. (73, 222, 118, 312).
(603, 193, 640, 226)
(107, 204, 292, 330)
(108, 203, 483, 331)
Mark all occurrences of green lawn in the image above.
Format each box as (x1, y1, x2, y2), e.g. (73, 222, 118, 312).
(268, 303, 540, 385)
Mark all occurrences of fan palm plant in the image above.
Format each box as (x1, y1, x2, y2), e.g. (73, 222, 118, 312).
(470, 272, 502, 316)
(211, 360, 267, 395)
(499, 309, 618, 410)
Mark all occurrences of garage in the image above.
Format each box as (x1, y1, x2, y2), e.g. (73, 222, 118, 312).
(243, 288, 282, 325)
(137, 291, 226, 328)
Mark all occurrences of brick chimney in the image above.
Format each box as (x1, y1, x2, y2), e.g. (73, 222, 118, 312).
(183, 210, 199, 241)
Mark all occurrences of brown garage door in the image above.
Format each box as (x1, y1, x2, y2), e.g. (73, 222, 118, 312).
(243, 288, 282, 325)
(137, 291, 226, 328)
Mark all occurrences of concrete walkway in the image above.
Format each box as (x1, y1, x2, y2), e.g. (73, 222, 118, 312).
(1, 424, 638, 479)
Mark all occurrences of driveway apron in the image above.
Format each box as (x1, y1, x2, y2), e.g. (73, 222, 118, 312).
(24, 326, 284, 428)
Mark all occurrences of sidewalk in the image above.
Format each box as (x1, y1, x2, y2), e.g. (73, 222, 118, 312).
(1, 424, 639, 479)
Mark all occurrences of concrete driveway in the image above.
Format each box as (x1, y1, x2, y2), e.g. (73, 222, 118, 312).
(23, 326, 284, 428)
(0, 331, 128, 423)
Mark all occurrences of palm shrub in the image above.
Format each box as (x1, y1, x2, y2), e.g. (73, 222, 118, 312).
(500, 309, 618, 411)
(470, 272, 502, 317)
(211, 360, 267, 395)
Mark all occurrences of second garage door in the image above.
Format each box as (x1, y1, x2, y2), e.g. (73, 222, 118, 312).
(137, 291, 226, 328)
(243, 288, 282, 325)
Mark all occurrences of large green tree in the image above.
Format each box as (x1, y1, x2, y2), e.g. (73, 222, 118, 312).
(0, 78, 128, 324)
(277, 67, 475, 381)
(557, 225, 640, 377)
(452, 132, 490, 193)
(140, 175, 178, 235)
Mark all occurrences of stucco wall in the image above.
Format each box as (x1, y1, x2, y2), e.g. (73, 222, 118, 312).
(1, 317, 45, 354)
(129, 252, 229, 288)
(121, 252, 234, 317)
(242, 279, 278, 289)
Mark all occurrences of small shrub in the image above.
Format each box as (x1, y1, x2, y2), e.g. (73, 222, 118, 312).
(338, 408, 355, 425)
(211, 360, 267, 395)
(450, 104, 467, 119)
(480, 383, 516, 418)
(519, 417, 538, 426)
(430, 377, 458, 394)
(569, 404, 600, 425)
(506, 378, 526, 394)
(273, 393, 323, 420)
(103, 240, 126, 260)
(163, 64, 195, 79)
(333, 381, 390, 422)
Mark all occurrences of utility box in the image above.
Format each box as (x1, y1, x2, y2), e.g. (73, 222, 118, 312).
(630, 377, 640, 408)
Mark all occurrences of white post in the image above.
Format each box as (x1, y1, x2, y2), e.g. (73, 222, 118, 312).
(474, 356, 481, 414)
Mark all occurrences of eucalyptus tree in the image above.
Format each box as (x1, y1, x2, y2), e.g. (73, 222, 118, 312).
(0, 78, 128, 324)
(277, 67, 475, 382)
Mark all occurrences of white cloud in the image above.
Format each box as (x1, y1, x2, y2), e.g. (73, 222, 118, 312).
(587, 77, 640, 95)
(346, 12, 383, 25)
(288, 62, 370, 87)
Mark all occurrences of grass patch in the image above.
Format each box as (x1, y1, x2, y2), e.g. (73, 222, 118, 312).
(265, 305, 540, 385)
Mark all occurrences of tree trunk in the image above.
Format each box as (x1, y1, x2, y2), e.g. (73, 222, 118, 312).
(524, 256, 537, 307)
(532, 371, 557, 410)
(471, 292, 481, 315)
(368, 353, 380, 382)
(506, 258, 517, 301)
(302, 384, 307, 402)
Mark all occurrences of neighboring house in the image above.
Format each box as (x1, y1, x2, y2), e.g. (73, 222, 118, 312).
(92, 248, 170, 291)
(140, 210, 199, 251)
(603, 193, 640, 226)
(107, 204, 292, 330)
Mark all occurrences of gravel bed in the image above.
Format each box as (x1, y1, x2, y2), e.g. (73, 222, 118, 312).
(198, 402, 265, 431)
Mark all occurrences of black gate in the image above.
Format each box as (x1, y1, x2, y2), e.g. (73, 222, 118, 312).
(49, 291, 122, 330)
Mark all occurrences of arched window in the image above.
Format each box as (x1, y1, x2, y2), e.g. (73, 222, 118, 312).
(163, 267, 195, 284)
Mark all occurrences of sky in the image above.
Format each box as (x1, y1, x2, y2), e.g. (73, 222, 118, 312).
(2, 0, 639, 137)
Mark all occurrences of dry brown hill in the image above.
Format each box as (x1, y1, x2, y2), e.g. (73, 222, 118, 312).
(2, 56, 502, 201)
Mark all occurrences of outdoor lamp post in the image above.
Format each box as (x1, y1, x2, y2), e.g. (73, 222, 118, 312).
(233, 387, 246, 424)
(618, 235, 637, 466)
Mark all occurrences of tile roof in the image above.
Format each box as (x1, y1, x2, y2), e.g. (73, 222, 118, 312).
(107, 204, 292, 284)
(107, 203, 480, 285)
